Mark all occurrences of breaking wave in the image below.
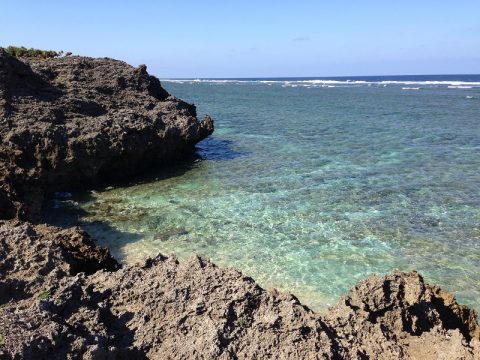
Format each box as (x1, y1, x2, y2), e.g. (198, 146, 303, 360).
(162, 77, 480, 89)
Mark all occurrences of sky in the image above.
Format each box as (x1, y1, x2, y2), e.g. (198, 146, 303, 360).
(1, 1, 479, 78)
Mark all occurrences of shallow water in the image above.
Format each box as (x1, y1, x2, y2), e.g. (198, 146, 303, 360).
(49, 77, 480, 312)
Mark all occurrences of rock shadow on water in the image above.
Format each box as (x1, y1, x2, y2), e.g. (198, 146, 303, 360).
(80, 136, 244, 190)
(43, 195, 146, 263)
(196, 136, 247, 161)
(91, 153, 203, 189)
(43, 135, 244, 205)
(81, 221, 147, 263)
(42, 136, 244, 262)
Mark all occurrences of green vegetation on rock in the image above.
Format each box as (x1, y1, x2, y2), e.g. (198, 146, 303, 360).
(37, 291, 50, 300)
(4, 46, 62, 59)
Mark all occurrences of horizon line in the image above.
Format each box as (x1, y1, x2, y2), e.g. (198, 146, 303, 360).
(161, 73, 480, 80)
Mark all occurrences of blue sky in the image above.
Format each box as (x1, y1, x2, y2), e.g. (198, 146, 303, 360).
(1, 1, 479, 78)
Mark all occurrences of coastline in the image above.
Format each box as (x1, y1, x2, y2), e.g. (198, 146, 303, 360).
(1, 49, 479, 359)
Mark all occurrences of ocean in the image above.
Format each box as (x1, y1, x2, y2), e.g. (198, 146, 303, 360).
(48, 75, 480, 312)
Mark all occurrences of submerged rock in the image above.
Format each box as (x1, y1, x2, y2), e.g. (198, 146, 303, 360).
(0, 221, 478, 359)
(153, 227, 189, 241)
(0, 48, 213, 221)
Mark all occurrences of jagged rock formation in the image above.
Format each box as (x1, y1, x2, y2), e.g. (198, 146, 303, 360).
(325, 271, 480, 359)
(0, 49, 213, 220)
(0, 220, 118, 305)
(0, 221, 478, 359)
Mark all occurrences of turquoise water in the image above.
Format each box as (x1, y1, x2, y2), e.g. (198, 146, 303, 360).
(49, 77, 480, 312)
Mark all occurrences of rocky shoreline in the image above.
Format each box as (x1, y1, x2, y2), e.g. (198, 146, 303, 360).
(0, 48, 213, 221)
(0, 49, 478, 359)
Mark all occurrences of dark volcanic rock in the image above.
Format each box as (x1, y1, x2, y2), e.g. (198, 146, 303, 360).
(324, 271, 480, 359)
(0, 48, 213, 220)
(0, 221, 478, 359)
(0, 220, 118, 305)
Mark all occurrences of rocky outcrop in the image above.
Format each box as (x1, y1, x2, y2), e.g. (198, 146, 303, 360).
(0, 220, 118, 305)
(325, 271, 480, 359)
(0, 49, 213, 220)
(0, 222, 478, 359)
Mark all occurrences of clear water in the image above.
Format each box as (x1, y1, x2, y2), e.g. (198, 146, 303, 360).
(48, 76, 480, 312)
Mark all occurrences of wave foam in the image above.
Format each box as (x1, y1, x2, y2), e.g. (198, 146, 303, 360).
(448, 86, 473, 89)
(162, 78, 480, 89)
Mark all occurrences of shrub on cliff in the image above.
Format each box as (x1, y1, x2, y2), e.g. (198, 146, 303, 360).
(4, 46, 62, 59)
